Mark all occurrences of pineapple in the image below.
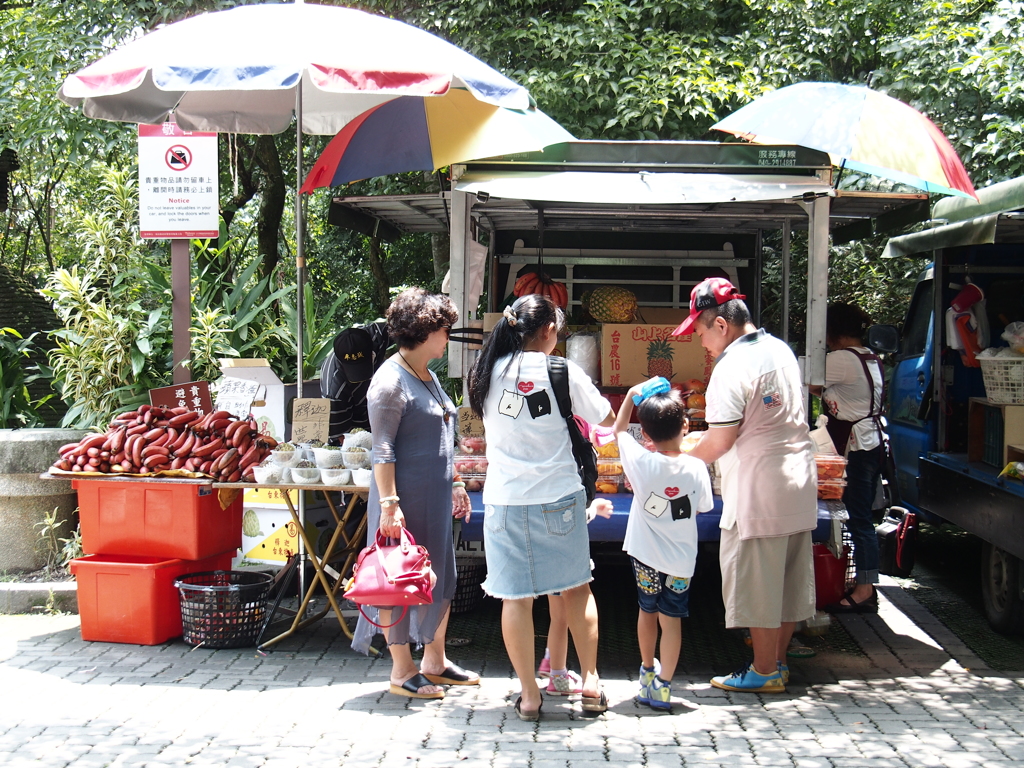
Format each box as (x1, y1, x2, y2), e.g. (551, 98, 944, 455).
(588, 286, 637, 323)
(646, 339, 675, 379)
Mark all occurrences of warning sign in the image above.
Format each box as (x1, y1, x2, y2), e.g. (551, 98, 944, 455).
(138, 122, 219, 239)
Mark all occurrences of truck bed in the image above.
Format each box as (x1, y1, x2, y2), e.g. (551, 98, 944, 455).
(919, 452, 1024, 560)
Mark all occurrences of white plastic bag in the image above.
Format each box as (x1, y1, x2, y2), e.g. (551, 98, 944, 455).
(1002, 321, 1024, 354)
(809, 414, 837, 455)
(566, 333, 600, 383)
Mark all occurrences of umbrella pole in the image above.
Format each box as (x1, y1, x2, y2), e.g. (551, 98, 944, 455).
(295, 79, 307, 609)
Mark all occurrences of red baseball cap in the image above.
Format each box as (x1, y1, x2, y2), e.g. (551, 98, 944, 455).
(672, 277, 747, 336)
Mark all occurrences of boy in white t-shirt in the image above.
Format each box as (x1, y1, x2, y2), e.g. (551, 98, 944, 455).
(613, 379, 714, 711)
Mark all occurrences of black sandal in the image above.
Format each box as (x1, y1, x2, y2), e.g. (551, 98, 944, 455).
(514, 695, 542, 721)
(388, 672, 445, 699)
(824, 588, 878, 614)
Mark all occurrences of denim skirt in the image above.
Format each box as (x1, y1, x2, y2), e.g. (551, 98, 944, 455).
(481, 489, 592, 599)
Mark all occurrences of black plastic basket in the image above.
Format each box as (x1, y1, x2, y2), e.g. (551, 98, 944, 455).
(452, 559, 486, 614)
(174, 570, 273, 649)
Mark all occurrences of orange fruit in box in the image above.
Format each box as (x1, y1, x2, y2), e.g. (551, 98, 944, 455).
(686, 393, 706, 409)
(684, 379, 706, 394)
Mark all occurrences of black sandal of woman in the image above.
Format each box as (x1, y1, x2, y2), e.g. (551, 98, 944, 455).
(389, 672, 445, 699)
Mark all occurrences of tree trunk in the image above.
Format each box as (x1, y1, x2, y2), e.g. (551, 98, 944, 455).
(431, 232, 449, 280)
(366, 236, 390, 316)
(253, 135, 285, 280)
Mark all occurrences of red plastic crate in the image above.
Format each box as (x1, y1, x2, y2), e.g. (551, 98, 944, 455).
(70, 551, 233, 645)
(73, 479, 241, 560)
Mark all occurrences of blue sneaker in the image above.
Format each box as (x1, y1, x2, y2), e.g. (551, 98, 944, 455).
(646, 676, 672, 711)
(777, 662, 789, 684)
(710, 662, 785, 693)
(636, 659, 661, 704)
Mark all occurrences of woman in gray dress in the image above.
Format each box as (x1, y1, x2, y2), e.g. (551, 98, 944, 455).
(352, 288, 479, 699)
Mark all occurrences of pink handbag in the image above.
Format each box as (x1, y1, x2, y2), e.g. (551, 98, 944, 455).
(344, 527, 436, 628)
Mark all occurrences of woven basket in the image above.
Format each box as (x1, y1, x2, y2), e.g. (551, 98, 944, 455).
(980, 357, 1024, 404)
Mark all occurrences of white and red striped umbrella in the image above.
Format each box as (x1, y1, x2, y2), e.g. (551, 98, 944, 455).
(59, 2, 531, 136)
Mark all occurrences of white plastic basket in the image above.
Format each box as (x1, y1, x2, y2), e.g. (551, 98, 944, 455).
(980, 357, 1024, 404)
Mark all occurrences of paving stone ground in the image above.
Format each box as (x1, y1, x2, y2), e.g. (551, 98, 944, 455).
(2, 577, 1023, 768)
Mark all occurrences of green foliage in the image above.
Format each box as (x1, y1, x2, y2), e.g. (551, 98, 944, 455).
(0, 327, 50, 428)
(40, 166, 173, 426)
(35, 507, 82, 573)
(8, 0, 1024, 397)
(760, 231, 930, 351)
(873, 0, 1024, 186)
(277, 282, 351, 383)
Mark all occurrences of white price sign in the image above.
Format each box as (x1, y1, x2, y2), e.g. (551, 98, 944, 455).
(138, 122, 219, 239)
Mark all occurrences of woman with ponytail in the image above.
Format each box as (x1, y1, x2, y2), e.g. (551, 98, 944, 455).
(469, 294, 614, 719)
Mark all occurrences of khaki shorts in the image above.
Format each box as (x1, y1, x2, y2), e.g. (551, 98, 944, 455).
(719, 526, 815, 629)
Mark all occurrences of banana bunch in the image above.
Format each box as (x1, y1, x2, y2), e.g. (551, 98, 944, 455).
(512, 271, 568, 309)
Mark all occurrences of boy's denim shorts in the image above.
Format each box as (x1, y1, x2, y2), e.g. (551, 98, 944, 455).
(481, 489, 593, 600)
(631, 556, 691, 618)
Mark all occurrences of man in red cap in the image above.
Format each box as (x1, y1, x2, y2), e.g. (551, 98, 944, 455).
(676, 278, 817, 693)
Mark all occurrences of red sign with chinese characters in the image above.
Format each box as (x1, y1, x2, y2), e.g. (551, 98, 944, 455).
(149, 381, 214, 415)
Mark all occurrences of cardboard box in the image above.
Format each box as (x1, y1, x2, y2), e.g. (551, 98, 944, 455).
(219, 359, 318, 442)
(967, 397, 1024, 467)
(634, 307, 689, 325)
(600, 324, 714, 387)
(240, 504, 339, 564)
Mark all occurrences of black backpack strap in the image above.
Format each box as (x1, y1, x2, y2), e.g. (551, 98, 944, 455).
(547, 356, 572, 419)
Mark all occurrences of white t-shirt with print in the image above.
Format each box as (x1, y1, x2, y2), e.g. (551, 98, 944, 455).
(481, 352, 611, 505)
(705, 329, 817, 539)
(619, 433, 713, 577)
(822, 347, 884, 452)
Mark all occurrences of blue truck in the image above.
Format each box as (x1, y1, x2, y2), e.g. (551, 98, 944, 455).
(882, 176, 1024, 633)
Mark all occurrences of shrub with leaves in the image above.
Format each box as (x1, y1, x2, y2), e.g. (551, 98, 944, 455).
(0, 327, 50, 428)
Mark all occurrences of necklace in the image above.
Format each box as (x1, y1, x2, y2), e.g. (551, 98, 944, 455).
(397, 351, 450, 423)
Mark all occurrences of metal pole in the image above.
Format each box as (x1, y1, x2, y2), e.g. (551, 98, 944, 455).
(295, 79, 307, 609)
(781, 218, 791, 343)
(799, 197, 830, 388)
(171, 239, 192, 384)
(448, 190, 471, 378)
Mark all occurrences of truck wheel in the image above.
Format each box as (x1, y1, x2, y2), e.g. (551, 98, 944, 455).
(980, 543, 1024, 635)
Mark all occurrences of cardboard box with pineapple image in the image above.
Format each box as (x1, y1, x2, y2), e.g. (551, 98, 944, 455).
(600, 324, 714, 388)
(240, 487, 340, 565)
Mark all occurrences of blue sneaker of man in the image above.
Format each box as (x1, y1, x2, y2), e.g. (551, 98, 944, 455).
(710, 662, 785, 693)
(777, 662, 789, 684)
(636, 658, 661, 704)
(645, 676, 672, 710)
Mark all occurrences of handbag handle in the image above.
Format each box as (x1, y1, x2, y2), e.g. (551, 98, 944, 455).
(373, 527, 428, 585)
(358, 604, 409, 629)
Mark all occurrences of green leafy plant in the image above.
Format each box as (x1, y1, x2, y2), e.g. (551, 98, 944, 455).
(35, 506, 80, 574)
(0, 327, 51, 428)
(41, 166, 174, 426)
(277, 282, 350, 382)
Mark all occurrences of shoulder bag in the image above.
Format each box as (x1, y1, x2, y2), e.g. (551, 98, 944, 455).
(547, 356, 599, 504)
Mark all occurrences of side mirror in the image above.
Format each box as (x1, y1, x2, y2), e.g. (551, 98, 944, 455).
(867, 324, 899, 355)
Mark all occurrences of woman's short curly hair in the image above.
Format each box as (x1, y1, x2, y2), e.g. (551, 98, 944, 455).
(386, 288, 458, 349)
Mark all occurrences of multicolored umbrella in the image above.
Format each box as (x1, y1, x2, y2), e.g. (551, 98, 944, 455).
(300, 89, 573, 192)
(712, 82, 977, 199)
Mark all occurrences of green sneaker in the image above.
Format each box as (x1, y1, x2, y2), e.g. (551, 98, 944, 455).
(646, 676, 672, 711)
(636, 659, 661, 704)
(711, 663, 786, 693)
